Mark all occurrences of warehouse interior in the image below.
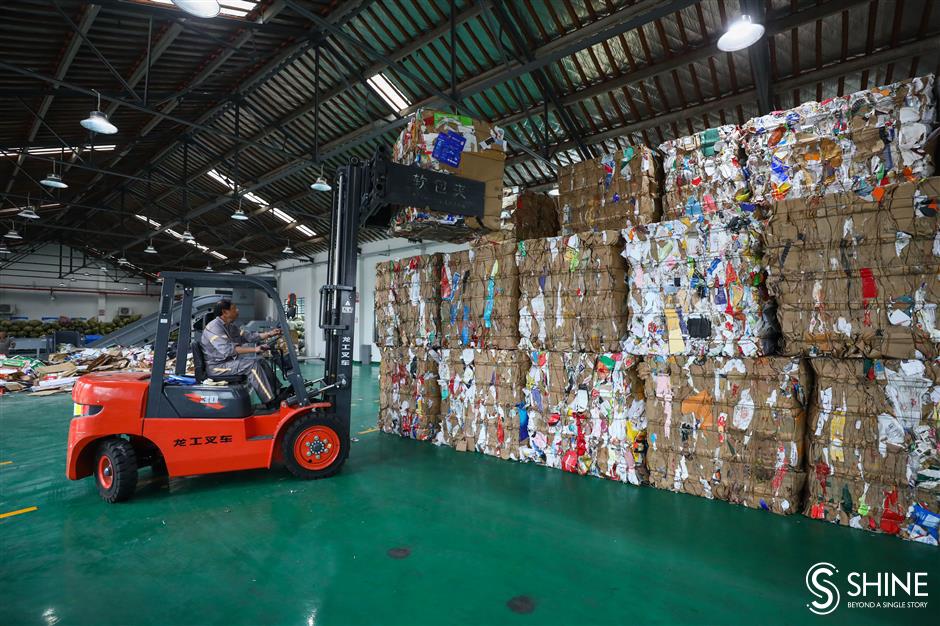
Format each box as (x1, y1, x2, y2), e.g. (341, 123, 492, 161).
(1, 1, 939, 624)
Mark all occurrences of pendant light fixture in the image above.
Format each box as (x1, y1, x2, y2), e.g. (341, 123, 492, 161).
(231, 196, 248, 221)
(0, 241, 9, 255)
(239, 251, 249, 265)
(17, 195, 40, 220)
(181, 225, 195, 242)
(118, 254, 129, 266)
(171, 0, 221, 19)
(4, 224, 22, 240)
(144, 240, 157, 254)
(80, 90, 118, 135)
(311, 167, 331, 192)
(282, 240, 294, 255)
(204, 262, 213, 272)
(717, 15, 765, 52)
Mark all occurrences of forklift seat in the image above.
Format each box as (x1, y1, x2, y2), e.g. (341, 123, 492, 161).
(191, 341, 247, 385)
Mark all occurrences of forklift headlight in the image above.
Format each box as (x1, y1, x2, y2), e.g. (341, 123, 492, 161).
(73, 403, 102, 417)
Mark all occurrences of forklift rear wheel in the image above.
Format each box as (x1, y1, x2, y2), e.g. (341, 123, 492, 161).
(283, 413, 345, 479)
(95, 439, 138, 503)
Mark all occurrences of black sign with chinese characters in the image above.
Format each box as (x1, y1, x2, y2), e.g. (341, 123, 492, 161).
(381, 161, 485, 218)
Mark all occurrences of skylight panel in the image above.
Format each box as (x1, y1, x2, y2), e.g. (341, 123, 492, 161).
(366, 73, 411, 113)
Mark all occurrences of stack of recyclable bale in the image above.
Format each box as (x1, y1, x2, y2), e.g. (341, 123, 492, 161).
(756, 75, 939, 543)
(516, 145, 657, 484)
(376, 253, 444, 441)
(390, 109, 507, 242)
(556, 144, 660, 235)
(500, 188, 559, 241)
(438, 234, 529, 458)
(633, 125, 798, 512)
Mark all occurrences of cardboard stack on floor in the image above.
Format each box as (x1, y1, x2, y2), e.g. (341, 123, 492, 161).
(376, 254, 444, 441)
(636, 126, 795, 512)
(758, 75, 939, 543)
(390, 109, 507, 243)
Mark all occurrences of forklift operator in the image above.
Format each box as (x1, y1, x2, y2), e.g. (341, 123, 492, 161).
(201, 299, 282, 405)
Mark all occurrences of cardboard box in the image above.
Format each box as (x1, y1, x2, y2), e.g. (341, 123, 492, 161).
(517, 231, 628, 352)
(622, 215, 776, 357)
(766, 177, 940, 358)
(557, 145, 661, 234)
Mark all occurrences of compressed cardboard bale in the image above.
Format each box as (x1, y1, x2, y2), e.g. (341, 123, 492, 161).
(517, 231, 628, 352)
(622, 215, 775, 357)
(659, 125, 752, 221)
(374, 254, 443, 347)
(374, 262, 398, 347)
(642, 356, 810, 514)
(438, 348, 526, 459)
(521, 351, 646, 483)
(391, 109, 506, 242)
(377, 347, 441, 440)
(806, 358, 939, 490)
(501, 188, 559, 240)
(439, 250, 473, 349)
(744, 75, 936, 203)
(466, 237, 519, 350)
(766, 178, 940, 359)
(557, 145, 661, 235)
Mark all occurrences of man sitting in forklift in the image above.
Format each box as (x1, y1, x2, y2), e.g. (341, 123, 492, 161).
(200, 299, 282, 406)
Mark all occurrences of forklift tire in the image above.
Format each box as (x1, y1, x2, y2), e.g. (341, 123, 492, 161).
(95, 439, 138, 503)
(282, 412, 346, 479)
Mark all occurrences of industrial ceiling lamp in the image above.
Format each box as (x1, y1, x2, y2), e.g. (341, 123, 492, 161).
(171, 0, 221, 19)
(717, 15, 765, 52)
(0, 241, 9, 255)
(118, 254, 129, 266)
(144, 240, 157, 254)
(204, 261, 213, 272)
(17, 195, 40, 220)
(80, 90, 118, 135)
(181, 225, 195, 242)
(239, 251, 249, 265)
(231, 196, 249, 221)
(282, 240, 294, 255)
(4, 224, 22, 240)
(40, 172, 67, 189)
(311, 167, 331, 192)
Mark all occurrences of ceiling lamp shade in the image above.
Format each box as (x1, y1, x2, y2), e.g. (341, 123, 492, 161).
(17, 206, 40, 220)
(311, 166, 331, 192)
(717, 15, 765, 52)
(118, 255, 129, 266)
(144, 240, 157, 254)
(239, 252, 249, 265)
(204, 262, 213, 272)
(80, 110, 118, 135)
(171, 0, 221, 18)
(282, 242, 294, 255)
(41, 172, 68, 189)
(0, 242, 9, 255)
(181, 227, 195, 242)
(4, 227, 22, 240)
(231, 206, 249, 220)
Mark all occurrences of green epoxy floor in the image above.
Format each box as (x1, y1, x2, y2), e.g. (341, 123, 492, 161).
(1, 363, 936, 626)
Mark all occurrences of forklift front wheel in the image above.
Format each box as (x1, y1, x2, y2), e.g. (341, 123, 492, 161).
(283, 413, 345, 479)
(95, 438, 138, 503)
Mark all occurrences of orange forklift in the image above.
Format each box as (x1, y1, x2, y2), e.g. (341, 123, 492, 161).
(66, 147, 485, 501)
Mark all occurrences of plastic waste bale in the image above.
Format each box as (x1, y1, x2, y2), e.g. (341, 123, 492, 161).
(642, 356, 809, 515)
(500, 188, 559, 240)
(804, 358, 939, 542)
(743, 75, 936, 203)
(390, 109, 506, 242)
(557, 145, 661, 235)
(377, 346, 441, 440)
(766, 178, 940, 358)
(659, 125, 751, 221)
(521, 351, 646, 484)
(621, 215, 775, 357)
(517, 231, 628, 353)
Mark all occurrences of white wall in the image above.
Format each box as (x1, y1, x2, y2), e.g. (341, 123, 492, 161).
(248, 237, 466, 362)
(0, 244, 160, 321)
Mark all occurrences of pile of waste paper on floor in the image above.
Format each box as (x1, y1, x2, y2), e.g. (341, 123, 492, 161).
(0, 345, 154, 396)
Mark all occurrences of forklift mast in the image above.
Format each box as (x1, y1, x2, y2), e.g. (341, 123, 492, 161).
(317, 146, 486, 431)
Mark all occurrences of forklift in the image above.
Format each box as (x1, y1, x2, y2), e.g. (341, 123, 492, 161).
(66, 146, 485, 502)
